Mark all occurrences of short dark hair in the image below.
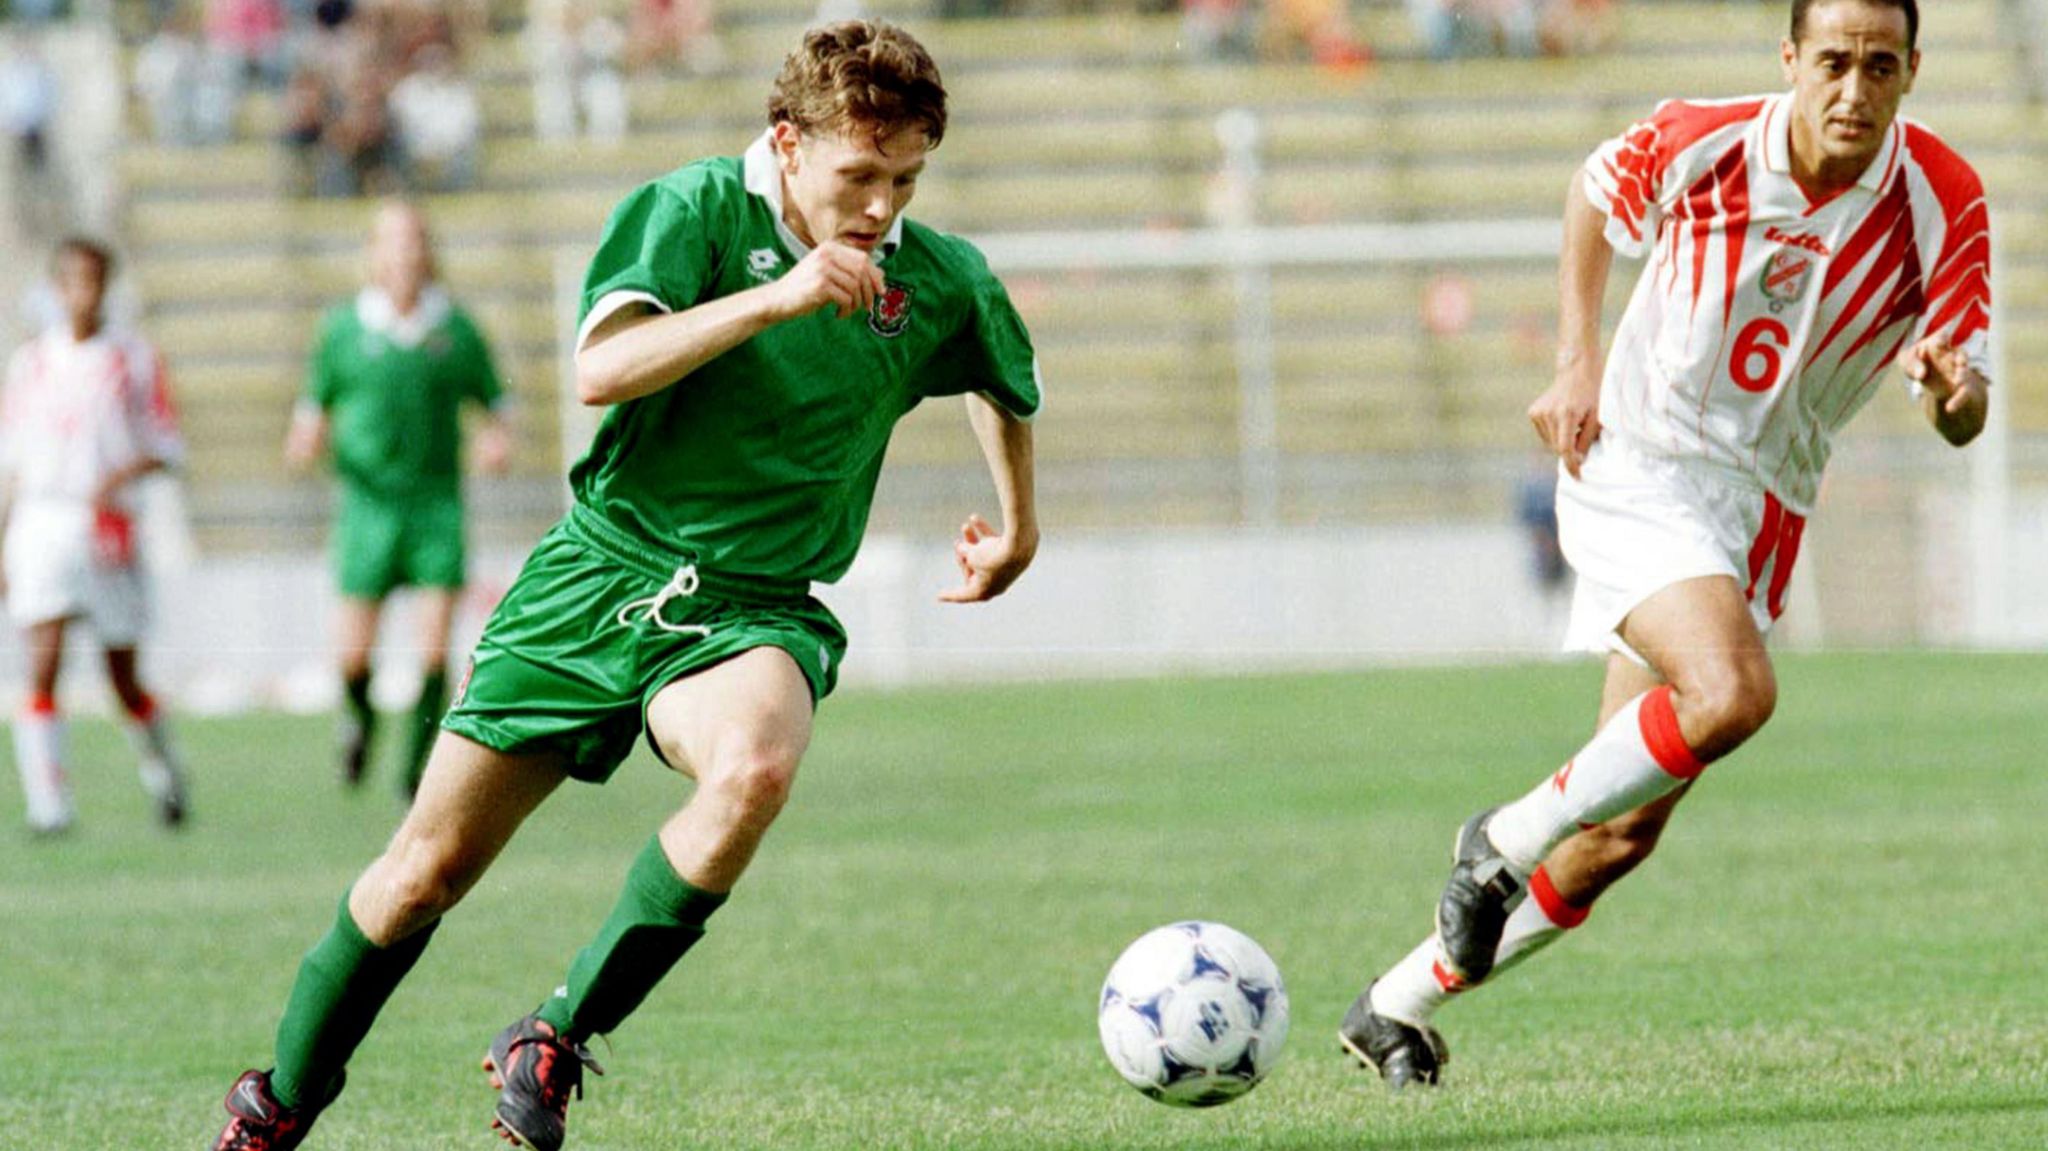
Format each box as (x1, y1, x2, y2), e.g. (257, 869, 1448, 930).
(52, 235, 115, 280)
(1792, 0, 1918, 51)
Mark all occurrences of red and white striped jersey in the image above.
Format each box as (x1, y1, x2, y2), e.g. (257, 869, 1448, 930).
(0, 325, 184, 510)
(1583, 92, 1991, 513)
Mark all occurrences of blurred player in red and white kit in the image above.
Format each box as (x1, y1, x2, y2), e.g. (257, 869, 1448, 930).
(0, 238, 192, 835)
(1342, 0, 1989, 1086)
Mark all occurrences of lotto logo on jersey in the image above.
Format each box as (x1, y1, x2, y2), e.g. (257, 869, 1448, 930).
(747, 248, 781, 283)
(1761, 247, 1812, 309)
(869, 282, 914, 338)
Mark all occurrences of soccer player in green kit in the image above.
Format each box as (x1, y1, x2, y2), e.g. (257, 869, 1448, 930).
(286, 201, 513, 799)
(214, 21, 1040, 1151)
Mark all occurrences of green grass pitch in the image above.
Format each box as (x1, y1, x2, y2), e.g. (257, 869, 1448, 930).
(4, 653, 2045, 1149)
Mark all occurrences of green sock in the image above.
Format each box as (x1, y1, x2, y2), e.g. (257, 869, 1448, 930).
(535, 836, 727, 1042)
(400, 668, 448, 798)
(271, 891, 438, 1110)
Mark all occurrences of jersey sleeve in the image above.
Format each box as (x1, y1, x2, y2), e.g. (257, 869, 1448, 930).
(921, 267, 1042, 420)
(1914, 149, 1994, 378)
(451, 309, 507, 409)
(577, 177, 727, 349)
(1581, 99, 1757, 260)
(125, 340, 185, 469)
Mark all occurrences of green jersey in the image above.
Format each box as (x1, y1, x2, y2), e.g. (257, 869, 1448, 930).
(570, 132, 1041, 587)
(306, 287, 504, 499)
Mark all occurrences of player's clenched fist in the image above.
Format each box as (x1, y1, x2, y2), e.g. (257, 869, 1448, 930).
(768, 241, 885, 321)
(1528, 359, 1603, 480)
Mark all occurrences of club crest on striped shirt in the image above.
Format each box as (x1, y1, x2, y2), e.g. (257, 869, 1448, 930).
(1761, 247, 1811, 310)
(869, 282, 913, 338)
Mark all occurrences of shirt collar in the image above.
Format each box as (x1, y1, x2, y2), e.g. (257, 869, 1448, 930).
(1763, 91, 1902, 195)
(357, 285, 451, 348)
(741, 130, 904, 262)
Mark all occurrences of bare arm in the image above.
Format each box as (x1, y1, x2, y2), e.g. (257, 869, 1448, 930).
(1527, 173, 1615, 479)
(939, 393, 1038, 604)
(575, 241, 884, 407)
(1898, 334, 1989, 447)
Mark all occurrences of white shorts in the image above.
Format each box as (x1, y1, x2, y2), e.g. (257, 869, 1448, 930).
(1556, 437, 1806, 663)
(2, 501, 150, 645)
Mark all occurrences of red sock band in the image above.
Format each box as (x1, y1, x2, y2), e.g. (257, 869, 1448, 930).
(1529, 865, 1592, 929)
(124, 693, 158, 723)
(1638, 685, 1706, 780)
(24, 692, 57, 717)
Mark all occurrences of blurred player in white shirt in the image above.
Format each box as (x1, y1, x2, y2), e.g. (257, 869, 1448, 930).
(0, 238, 192, 835)
(1342, 0, 1989, 1087)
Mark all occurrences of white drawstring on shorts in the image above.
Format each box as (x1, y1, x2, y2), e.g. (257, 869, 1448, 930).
(614, 563, 713, 637)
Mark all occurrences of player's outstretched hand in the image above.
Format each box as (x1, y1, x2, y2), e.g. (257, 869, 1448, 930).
(283, 416, 325, 471)
(772, 241, 884, 321)
(1527, 363, 1603, 479)
(938, 513, 1035, 604)
(1897, 333, 1976, 412)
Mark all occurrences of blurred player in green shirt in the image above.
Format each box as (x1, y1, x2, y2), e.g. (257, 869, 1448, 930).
(285, 201, 512, 799)
(217, 23, 1041, 1151)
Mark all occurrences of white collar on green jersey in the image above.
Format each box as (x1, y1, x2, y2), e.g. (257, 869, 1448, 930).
(1761, 91, 1899, 195)
(743, 131, 905, 261)
(356, 285, 452, 348)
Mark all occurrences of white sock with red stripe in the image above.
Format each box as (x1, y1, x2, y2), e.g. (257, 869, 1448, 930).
(13, 694, 73, 832)
(120, 693, 185, 802)
(1369, 865, 1592, 1025)
(1484, 685, 1705, 875)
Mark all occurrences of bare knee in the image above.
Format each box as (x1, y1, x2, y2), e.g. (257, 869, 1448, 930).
(359, 835, 479, 938)
(703, 739, 801, 826)
(1673, 657, 1776, 758)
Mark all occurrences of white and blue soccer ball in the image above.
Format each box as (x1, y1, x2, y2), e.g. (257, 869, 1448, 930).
(1096, 921, 1290, 1107)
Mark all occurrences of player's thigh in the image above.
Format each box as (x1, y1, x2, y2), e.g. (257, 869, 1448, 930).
(412, 586, 459, 656)
(645, 646, 816, 785)
(336, 596, 383, 661)
(1617, 574, 1773, 697)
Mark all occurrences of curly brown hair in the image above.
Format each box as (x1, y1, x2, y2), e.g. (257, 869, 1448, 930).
(767, 21, 947, 148)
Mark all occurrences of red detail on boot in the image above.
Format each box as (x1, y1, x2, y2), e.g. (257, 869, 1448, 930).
(1430, 959, 1469, 994)
(1638, 685, 1706, 780)
(1529, 865, 1592, 929)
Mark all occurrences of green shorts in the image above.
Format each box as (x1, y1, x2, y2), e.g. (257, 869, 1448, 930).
(333, 487, 466, 600)
(440, 508, 847, 784)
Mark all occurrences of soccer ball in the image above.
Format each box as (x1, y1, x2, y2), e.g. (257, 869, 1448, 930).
(1096, 921, 1290, 1107)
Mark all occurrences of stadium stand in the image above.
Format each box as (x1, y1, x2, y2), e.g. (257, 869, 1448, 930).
(113, 0, 2045, 546)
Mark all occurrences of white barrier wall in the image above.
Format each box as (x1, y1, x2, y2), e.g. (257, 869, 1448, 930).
(2, 501, 2043, 714)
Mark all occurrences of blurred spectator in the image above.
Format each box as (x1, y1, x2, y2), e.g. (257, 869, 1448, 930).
(1183, 0, 1256, 63)
(2, 33, 62, 236)
(1539, 0, 1616, 56)
(390, 42, 481, 190)
(279, 60, 329, 193)
(1266, 0, 1370, 69)
(1409, 0, 1539, 60)
(135, 7, 242, 146)
(528, 0, 628, 143)
(205, 0, 290, 84)
(5, 0, 66, 23)
(625, 0, 722, 74)
(322, 61, 398, 195)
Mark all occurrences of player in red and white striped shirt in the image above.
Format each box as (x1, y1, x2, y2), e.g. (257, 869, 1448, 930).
(0, 238, 192, 835)
(1342, 0, 1988, 1087)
